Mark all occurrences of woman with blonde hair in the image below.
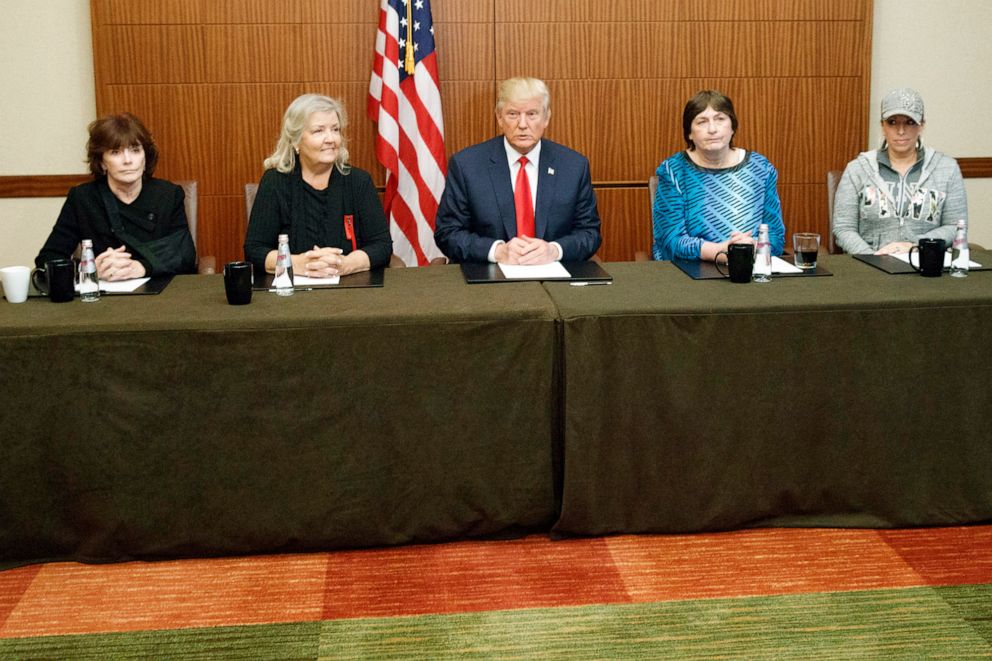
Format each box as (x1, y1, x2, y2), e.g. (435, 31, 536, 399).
(244, 94, 391, 277)
(832, 88, 966, 254)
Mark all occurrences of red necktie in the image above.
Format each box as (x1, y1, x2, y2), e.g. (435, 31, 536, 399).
(514, 156, 535, 238)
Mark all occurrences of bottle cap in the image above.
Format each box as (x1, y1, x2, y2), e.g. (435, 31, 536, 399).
(278, 233, 289, 242)
(82, 239, 93, 247)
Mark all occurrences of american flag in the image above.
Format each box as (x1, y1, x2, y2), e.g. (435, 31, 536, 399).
(368, 0, 446, 266)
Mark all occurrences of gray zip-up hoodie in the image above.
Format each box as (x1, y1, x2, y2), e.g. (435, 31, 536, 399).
(832, 147, 967, 254)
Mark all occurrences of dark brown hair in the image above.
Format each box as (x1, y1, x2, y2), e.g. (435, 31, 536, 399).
(86, 113, 159, 178)
(682, 90, 738, 151)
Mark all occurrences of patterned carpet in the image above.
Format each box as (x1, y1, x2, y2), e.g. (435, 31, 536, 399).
(1, 526, 990, 659)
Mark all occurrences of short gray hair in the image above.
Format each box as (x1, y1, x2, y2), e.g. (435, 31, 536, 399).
(264, 94, 351, 174)
(495, 77, 551, 118)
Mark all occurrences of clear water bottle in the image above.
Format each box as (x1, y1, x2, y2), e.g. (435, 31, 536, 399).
(78, 239, 101, 302)
(273, 233, 294, 296)
(753, 223, 772, 283)
(950, 220, 969, 278)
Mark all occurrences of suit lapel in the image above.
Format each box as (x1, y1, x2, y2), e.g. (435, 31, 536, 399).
(487, 138, 517, 240)
(535, 141, 557, 240)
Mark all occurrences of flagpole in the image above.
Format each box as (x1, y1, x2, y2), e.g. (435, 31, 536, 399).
(404, 0, 415, 74)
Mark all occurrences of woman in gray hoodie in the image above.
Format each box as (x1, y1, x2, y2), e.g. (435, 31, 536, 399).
(832, 88, 967, 254)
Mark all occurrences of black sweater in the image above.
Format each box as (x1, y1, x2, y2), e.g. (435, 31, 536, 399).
(35, 177, 197, 276)
(243, 164, 392, 275)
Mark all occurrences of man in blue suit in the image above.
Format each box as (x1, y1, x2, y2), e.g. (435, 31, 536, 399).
(434, 77, 602, 264)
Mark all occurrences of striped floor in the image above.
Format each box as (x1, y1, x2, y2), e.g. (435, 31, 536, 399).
(2, 526, 990, 658)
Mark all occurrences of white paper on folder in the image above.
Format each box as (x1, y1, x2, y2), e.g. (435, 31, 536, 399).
(771, 256, 803, 274)
(498, 262, 571, 279)
(892, 252, 982, 269)
(75, 277, 150, 293)
(294, 274, 340, 286)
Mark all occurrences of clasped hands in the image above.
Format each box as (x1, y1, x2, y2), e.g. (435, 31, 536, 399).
(95, 245, 146, 281)
(874, 241, 914, 255)
(495, 236, 558, 265)
(297, 245, 368, 277)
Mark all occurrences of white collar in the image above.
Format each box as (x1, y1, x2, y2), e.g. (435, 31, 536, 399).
(503, 138, 541, 169)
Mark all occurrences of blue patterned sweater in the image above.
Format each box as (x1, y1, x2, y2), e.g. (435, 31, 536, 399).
(652, 151, 785, 260)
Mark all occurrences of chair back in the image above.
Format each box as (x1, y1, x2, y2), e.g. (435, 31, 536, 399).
(826, 170, 842, 253)
(244, 183, 258, 221)
(176, 180, 198, 249)
(633, 176, 660, 261)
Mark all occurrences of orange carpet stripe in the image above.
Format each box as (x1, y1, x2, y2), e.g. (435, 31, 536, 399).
(879, 526, 992, 585)
(321, 535, 627, 619)
(0, 565, 40, 630)
(1, 554, 329, 638)
(605, 528, 924, 602)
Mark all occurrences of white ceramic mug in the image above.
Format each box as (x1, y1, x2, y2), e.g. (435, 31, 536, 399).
(1, 265, 31, 303)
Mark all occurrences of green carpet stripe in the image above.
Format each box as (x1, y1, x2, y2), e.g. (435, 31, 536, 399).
(2, 586, 990, 659)
(935, 584, 992, 646)
(316, 585, 992, 660)
(0, 621, 321, 661)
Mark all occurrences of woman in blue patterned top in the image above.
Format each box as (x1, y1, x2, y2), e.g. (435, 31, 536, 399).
(652, 90, 785, 261)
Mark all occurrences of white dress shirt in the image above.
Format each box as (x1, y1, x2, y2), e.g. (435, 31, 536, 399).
(488, 138, 563, 262)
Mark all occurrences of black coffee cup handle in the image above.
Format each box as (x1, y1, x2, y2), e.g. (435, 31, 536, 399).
(908, 246, 921, 273)
(30, 268, 48, 295)
(714, 251, 729, 277)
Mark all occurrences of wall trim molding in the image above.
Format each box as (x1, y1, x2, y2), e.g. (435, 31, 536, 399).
(2, 158, 991, 199)
(0, 174, 91, 198)
(957, 158, 992, 179)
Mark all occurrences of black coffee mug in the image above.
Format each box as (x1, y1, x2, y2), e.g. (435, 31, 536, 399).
(31, 258, 75, 302)
(714, 243, 755, 283)
(224, 261, 253, 305)
(908, 238, 946, 277)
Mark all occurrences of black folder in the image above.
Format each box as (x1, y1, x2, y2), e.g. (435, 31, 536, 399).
(460, 261, 612, 284)
(672, 258, 832, 280)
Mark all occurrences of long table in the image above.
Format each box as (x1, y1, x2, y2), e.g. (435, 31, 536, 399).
(0, 267, 560, 565)
(2, 257, 991, 566)
(547, 256, 992, 535)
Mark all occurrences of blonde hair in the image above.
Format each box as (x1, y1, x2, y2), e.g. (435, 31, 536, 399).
(263, 94, 351, 174)
(495, 77, 551, 118)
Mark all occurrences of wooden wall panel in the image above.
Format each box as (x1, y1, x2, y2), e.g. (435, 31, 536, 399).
(201, 1, 305, 24)
(202, 26, 305, 82)
(99, 26, 206, 83)
(436, 23, 494, 81)
(595, 188, 652, 262)
(301, 24, 380, 81)
(495, 23, 865, 80)
(94, 0, 205, 25)
(497, 0, 867, 22)
(198, 196, 248, 265)
(779, 184, 826, 236)
(91, 0, 871, 264)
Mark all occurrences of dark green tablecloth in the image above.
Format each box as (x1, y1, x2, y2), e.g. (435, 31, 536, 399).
(546, 255, 992, 534)
(0, 266, 560, 564)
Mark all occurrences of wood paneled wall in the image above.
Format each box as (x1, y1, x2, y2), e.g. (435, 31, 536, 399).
(91, 0, 872, 263)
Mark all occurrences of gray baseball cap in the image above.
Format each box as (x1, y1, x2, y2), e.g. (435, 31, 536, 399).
(881, 88, 925, 123)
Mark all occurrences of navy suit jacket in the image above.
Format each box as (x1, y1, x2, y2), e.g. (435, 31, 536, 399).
(434, 137, 602, 263)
